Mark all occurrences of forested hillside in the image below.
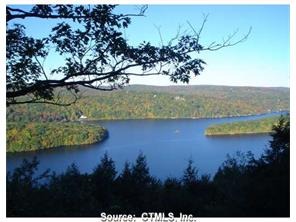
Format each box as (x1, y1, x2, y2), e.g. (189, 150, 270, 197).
(205, 116, 281, 136)
(7, 116, 290, 216)
(7, 122, 107, 152)
(7, 85, 289, 121)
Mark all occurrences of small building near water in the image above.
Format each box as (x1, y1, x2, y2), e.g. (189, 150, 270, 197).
(79, 115, 88, 119)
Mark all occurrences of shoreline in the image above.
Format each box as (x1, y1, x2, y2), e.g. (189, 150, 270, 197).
(7, 111, 288, 153)
(205, 131, 272, 137)
(80, 110, 288, 122)
(6, 124, 109, 154)
(204, 115, 288, 137)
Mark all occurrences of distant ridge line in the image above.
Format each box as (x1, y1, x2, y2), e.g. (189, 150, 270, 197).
(125, 84, 289, 89)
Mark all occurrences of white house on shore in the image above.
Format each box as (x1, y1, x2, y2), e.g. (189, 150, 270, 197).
(79, 115, 88, 119)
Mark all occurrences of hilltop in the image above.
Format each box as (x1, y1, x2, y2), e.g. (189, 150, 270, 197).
(7, 85, 289, 122)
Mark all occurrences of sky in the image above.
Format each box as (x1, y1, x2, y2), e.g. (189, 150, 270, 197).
(119, 5, 290, 87)
(9, 4, 290, 87)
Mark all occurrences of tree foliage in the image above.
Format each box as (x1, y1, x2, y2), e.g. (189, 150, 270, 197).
(205, 116, 282, 136)
(7, 116, 289, 216)
(7, 85, 289, 122)
(6, 4, 251, 105)
(6, 122, 107, 152)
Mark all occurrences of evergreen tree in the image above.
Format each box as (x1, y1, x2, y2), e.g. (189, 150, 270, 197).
(92, 153, 117, 211)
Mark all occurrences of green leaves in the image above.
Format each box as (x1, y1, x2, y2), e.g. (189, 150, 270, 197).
(205, 116, 282, 136)
(6, 122, 107, 152)
(6, 5, 211, 105)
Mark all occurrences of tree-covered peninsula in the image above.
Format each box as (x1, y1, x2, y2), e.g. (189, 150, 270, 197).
(7, 116, 290, 216)
(205, 116, 281, 136)
(7, 122, 107, 152)
(6, 85, 289, 152)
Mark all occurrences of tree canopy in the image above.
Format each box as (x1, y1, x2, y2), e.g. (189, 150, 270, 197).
(6, 4, 251, 106)
(6, 116, 290, 216)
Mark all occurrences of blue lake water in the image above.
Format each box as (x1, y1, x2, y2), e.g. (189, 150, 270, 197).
(6, 112, 283, 179)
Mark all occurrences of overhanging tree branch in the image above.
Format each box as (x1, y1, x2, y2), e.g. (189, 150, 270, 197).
(6, 4, 251, 106)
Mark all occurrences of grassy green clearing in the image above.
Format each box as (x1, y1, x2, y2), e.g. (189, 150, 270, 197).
(205, 116, 280, 136)
(7, 122, 107, 152)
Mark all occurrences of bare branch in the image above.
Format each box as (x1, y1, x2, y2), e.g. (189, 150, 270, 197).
(187, 13, 209, 44)
(8, 95, 79, 106)
(168, 25, 181, 46)
(203, 27, 252, 51)
(154, 25, 164, 47)
(34, 55, 48, 80)
(7, 4, 251, 106)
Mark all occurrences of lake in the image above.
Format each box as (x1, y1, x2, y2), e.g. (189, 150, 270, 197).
(6, 112, 283, 179)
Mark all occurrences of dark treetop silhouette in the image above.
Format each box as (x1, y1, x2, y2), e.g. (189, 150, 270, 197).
(6, 116, 289, 216)
(6, 5, 251, 106)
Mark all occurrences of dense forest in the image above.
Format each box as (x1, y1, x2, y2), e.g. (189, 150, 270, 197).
(6, 85, 289, 152)
(6, 4, 289, 217)
(205, 116, 281, 136)
(7, 122, 107, 152)
(7, 85, 289, 122)
(6, 116, 289, 217)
